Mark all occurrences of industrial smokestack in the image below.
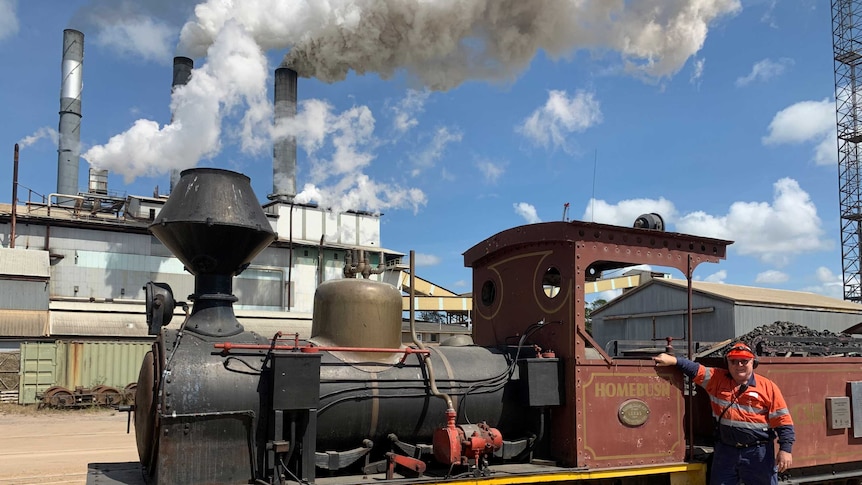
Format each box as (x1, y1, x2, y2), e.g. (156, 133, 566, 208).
(169, 56, 194, 194)
(269, 65, 297, 201)
(57, 29, 84, 206)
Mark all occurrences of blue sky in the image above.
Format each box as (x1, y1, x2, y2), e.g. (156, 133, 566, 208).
(0, 0, 844, 301)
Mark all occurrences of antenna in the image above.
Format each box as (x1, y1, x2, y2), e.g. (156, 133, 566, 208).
(562, 202, 570, 222)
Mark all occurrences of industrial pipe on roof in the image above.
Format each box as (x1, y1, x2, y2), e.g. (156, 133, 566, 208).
(56, 29, 84, 207)
(270, 64, 298, 201)
(168, 57, 194, 194)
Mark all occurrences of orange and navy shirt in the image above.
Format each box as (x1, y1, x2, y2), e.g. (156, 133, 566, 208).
(676, 357, 795, 453)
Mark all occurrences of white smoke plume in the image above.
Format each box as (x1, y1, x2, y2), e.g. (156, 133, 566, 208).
(83, 21, 269, 183)
(84, 0, 740, 212)
(179, 0, 741, 90)
(17, 126, 58, 149)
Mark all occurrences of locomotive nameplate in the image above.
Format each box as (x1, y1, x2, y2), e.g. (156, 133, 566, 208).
(618, 399, 650, 427)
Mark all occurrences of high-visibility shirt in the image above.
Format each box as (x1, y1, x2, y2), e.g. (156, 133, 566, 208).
(676, 356, 795, 453)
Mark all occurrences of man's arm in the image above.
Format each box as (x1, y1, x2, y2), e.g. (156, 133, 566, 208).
(653, 353, 710, 386)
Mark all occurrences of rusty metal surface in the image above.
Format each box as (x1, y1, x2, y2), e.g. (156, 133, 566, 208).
(749, 358, 862, 469)
(577, 362, 686, 467)
(465, 221, 732, 468)
(463, 221, 730, 270)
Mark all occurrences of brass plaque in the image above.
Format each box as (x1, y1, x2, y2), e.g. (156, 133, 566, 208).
(618, 399, 650, 427)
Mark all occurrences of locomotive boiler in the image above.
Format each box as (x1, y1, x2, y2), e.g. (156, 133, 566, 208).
(135, 168, 543, 484)
(129, 168, 862, 485)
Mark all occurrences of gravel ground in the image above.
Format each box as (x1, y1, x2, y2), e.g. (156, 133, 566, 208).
(0, 406, 138, 485)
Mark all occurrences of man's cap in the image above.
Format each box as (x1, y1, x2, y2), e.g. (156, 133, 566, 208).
(726, 343, 756, 360)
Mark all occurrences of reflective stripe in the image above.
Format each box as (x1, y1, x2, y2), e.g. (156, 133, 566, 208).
(769, 408, 790, 419)
(718, 419, 769, 430)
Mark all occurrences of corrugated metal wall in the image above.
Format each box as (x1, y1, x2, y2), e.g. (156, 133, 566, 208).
(19, 342, 58, 404)
(733, 304, 862, 336)
(18, 340, 150, 404)
(594, 284, 862, 356)
(592, 284, 736, 352)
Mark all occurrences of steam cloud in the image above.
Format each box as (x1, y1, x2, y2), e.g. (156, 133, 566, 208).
(179, 0, 740, 89)
(83, 0, 740, 212)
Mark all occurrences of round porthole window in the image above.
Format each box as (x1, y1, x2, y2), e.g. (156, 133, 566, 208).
(480, 280, 496, 306)
(542, 266, 561, 298)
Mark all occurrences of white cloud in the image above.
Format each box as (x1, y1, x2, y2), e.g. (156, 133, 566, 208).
(0, 0, 19, 41)
(800, 266, 844, 299)
(676, 178, 830, 267)
(581, 197, 677, 227)
(476, 157, 505, 184)
(762, 99, 836, 166)
(813, 127, 838, 166)
(690, 58, 705, 86)
(410, 127, 462, 177)
(517, 90, 602, 153)
(514, 202, 542, 224)
(589, 289, 622, 303)
(93, 17, 175, 63)
(736, 58, 793, 87)
(702, 270, 727, 283)
(763, 99, 833, 145)
(413, 253, 441, 266)
(391, 90, 429, 133)
(755, 270, 789, 284)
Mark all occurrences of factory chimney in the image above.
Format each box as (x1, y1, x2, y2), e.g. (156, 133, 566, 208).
(169, 57, 194, 194)
(56, 29, 84, 206)
(269, 64, 298, 202)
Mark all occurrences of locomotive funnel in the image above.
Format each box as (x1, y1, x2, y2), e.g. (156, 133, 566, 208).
(150, 168, 276, 276)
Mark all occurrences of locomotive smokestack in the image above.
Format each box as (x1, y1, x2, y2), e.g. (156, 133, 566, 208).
(168, 56, 194, 194)
(56, 29, 84, 206)
(269, 65, 297, 201)
(150, 168, 276, 336)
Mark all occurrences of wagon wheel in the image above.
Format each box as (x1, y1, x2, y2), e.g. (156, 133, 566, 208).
(124, 382, 137, 405)
(44, 386, 75, 407)
(95, 386, 123, 406)
(90, 385, 107, 404)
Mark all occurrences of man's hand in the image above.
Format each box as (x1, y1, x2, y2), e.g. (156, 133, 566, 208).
(777, 450, 792, 473)
(653, 353, 677, 367)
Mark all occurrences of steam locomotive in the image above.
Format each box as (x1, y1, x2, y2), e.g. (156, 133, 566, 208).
(125, 168, 862, 485)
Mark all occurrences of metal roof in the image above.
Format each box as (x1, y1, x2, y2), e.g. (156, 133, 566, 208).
(655, 279, 862, 313)
(0, 248, 50, 278)
(0, 310, 49, 337)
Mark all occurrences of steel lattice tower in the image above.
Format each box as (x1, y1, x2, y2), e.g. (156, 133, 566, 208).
(833, 0, 862, 302)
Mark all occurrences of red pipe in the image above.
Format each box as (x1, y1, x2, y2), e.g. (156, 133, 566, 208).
(214, 342, 430, 356)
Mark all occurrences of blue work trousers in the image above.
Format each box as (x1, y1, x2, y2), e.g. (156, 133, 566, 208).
(710, 441, 777, 485)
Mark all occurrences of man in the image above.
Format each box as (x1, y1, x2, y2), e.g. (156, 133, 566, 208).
(653, 342, 794, 485)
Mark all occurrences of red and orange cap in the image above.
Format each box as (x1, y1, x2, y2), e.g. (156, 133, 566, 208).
(726, 343, 755, 360)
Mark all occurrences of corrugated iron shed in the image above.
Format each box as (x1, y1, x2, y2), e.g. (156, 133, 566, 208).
(659, 278, 862, 313)
(591, 278, 862, 354)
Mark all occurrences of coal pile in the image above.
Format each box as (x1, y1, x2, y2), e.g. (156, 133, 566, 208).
(706, 321, 862, 357)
